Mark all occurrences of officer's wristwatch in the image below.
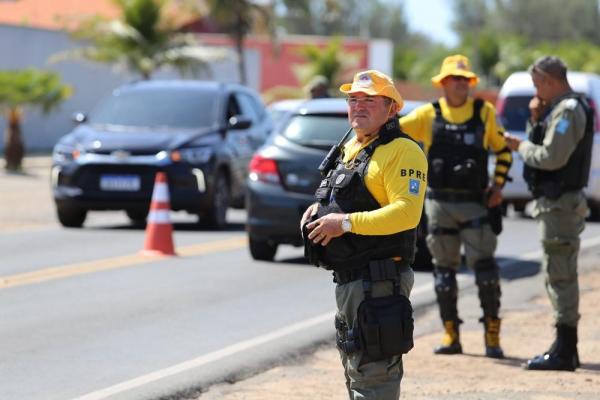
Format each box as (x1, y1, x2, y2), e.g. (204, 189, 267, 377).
(341, 214, 352, 233)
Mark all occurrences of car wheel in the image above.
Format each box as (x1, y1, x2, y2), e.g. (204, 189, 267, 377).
(249, 237, 278, 261)
(125, 209, 148, 225)
(56, 205, 87, 228)
(198, 171, 230, 229)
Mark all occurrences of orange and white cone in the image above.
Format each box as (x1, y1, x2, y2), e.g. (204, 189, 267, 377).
(141, 172, 176, 256)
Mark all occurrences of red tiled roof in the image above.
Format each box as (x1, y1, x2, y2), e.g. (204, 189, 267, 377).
(0, 0, 119, 30)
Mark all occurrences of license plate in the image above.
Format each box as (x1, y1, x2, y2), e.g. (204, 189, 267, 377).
(100, 175, 141, 191)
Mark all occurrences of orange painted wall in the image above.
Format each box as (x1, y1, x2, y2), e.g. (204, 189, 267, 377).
(201, 34, 369, 93)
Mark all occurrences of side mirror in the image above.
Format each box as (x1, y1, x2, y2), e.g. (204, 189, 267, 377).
(72, 112, 87, 124)
(228, 115, 252, 130)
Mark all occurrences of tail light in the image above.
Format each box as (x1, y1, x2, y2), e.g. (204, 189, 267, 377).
(249, 154, 281, 184)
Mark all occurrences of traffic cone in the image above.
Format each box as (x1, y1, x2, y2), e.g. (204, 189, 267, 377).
(141, 172, 176, 256)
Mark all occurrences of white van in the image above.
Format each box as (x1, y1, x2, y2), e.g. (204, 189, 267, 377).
(495, 71, 600, 219)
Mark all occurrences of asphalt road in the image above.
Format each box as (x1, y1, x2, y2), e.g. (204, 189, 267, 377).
(3, 163, 600, 400)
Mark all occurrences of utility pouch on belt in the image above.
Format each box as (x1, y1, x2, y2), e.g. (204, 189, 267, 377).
(334, 261, 415, 363)
(356, 290, 414, 365)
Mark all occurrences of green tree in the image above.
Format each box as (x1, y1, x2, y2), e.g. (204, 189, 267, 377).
(53, 0, 229, 80)
(494, 0, 600, 45)
(293, 37, 362, 90)
(205, 0, 275, 84)
(0, 69, 72, 171)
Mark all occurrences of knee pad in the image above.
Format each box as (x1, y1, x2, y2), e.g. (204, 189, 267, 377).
(434, 267, 459, 321)
(474, 258, 501, 318)
(474, 258, 499, 287)
(434, 267, 458, 297)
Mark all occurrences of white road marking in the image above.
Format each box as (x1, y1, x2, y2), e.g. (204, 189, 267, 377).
(72, 312, 336, 400)
(73, 235, 600, 400)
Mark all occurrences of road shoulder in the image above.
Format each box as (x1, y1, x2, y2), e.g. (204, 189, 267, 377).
(197, 250, 600, 399)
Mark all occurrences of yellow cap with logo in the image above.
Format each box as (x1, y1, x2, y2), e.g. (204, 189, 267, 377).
(431, 54, 479, 87)
(339, 70, 404, 110)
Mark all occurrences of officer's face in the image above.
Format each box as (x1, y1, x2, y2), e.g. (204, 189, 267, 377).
(442, 75, 470, 104)
(531, 71, 552, 101)
(347, 93, 394, 137)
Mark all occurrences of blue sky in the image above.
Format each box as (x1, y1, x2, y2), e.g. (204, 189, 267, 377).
(403, 0, 458, 47)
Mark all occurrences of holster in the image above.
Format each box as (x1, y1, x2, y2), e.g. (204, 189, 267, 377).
(487, 204, 503, 235)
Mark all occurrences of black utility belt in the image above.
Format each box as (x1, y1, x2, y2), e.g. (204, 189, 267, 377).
(333, 258, 410, 285)
(427, 189, 484, 203)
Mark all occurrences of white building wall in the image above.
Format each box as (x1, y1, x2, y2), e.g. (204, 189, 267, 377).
(367, 39, 393, 77)
(0, 25, 259, 152)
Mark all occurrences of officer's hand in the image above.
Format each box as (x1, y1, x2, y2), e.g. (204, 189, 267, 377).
(300, 203, 319, 234)
(529, 96, 546, 122)
(503, 132, 521, 151)
(306, 213, 345, 246)
(486, 185, 503, 208)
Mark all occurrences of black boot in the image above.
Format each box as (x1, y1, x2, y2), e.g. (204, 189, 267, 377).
(525, 324, 579, 371)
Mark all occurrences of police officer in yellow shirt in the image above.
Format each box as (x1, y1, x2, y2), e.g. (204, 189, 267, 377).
(400, 55, 513, 358)
(301, 70, 427, 399)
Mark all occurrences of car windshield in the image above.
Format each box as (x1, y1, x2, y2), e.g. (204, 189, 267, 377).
(499, 95, 532, 132)
(281, 114, 350, 148)
(89, 88, 218, 129)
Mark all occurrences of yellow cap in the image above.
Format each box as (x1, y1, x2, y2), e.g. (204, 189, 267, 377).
(431, 54, 479, 87)
(339, 70, 404, 110)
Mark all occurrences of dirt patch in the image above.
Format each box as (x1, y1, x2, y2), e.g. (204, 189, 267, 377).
(197, 268, 600, 399)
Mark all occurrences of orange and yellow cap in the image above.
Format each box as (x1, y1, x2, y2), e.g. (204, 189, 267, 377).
(431, 54, 479, 87)
(339, 70, 404, 110)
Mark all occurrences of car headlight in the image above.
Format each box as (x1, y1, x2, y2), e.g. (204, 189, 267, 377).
(52, 145, 82, 163)
(171, 147, 213, 164)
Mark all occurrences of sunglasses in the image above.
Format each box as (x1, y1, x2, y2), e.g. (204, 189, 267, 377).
(448, 75, 470, 82)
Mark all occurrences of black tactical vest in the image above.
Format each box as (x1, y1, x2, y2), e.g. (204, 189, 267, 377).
(428, 99, 489, 191)
(523, 93, 594, 200)
(313, 118, 417, 271)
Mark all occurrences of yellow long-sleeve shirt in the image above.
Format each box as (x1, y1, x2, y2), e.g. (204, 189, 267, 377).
(399, 97, 513, 187)
(343, 134, 428, 236)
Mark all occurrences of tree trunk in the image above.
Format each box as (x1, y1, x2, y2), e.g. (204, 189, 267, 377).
(235, 15, 246, 85)
(4, 108, 25, 171)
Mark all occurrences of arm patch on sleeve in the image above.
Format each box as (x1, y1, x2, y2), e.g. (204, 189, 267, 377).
(556, 118, 570, 135)
(409, 179, 420, 195)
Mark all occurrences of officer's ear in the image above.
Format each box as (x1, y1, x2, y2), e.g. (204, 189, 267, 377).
(387, 99, 400, 118)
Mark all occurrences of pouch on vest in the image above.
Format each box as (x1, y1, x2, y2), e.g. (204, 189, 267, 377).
(356, 293, 414, 365)
(302, 214, 321, 267)
(448, 158, 482, 191)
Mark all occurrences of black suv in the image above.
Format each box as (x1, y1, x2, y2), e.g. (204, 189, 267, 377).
(52, 80, 272, 228)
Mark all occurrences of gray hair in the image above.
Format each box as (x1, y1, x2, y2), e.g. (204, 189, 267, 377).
(528, 56, 568, 81)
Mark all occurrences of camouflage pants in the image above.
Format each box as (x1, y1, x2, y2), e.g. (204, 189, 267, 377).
(335, 267, 414, 400)
(532, 191, 587, 327)
(424, 198, 497, 270)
